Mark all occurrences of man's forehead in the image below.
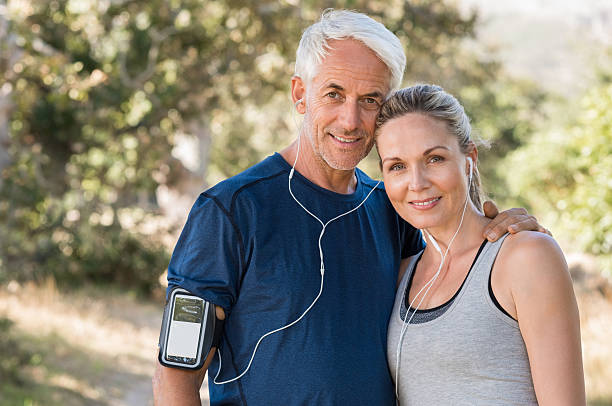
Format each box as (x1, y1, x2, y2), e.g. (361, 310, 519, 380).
(308, 39, 392, 94)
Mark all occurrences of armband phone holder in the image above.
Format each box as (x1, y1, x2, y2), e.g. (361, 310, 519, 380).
(158, 287, 224, 370)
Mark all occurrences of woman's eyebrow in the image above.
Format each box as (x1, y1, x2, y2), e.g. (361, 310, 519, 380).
(381, 156, 400, 164)
(423, 145, 450, 155)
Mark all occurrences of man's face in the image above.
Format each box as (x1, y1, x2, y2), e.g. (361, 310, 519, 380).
(298, 39, 391, 171)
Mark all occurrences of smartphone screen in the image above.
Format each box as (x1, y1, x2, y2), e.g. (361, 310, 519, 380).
(166, 295, 205, 364)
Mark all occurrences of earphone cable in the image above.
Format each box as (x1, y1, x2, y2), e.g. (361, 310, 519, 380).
(214, 99, 380, 384)
(394, 159, 473, 402)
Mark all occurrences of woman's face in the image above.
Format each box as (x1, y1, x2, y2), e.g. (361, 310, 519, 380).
(377, 113, 475, 231)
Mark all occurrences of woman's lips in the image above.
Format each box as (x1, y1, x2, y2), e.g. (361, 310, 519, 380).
(408, 197, 441, 210)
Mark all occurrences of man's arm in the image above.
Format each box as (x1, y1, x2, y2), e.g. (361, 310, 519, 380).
(482, 201, 551, 242)
(153, 306, 226, 406)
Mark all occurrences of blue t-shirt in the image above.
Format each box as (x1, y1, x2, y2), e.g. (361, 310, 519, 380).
(167, 153, 424, 405)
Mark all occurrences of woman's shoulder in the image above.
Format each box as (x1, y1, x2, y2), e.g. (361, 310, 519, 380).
(501, 231, 564, 257)
(496, 231, 569, 293)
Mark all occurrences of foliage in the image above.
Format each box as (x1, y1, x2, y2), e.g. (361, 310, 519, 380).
(0, 317, 31, 387)
(1, 0, 304, 290)
(504, 82, 612, 274)
(0, 0, 546, 292)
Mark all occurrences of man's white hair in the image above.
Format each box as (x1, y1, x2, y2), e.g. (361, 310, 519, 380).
(294, 9, 406, 93)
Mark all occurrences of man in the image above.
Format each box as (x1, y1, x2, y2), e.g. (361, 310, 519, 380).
(153, 10, 544, 405)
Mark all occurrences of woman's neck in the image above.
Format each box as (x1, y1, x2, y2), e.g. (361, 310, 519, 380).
(423, 205, 489, 257)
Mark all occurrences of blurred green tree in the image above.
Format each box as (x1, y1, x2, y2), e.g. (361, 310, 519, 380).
(0, 0, 545, 293)
(504, 80, 612, 274)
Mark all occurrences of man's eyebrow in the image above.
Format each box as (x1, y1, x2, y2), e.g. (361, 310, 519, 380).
(363, 91, 384, 100)
(326, 83, 344, 91)
(324, 83, 383, 99)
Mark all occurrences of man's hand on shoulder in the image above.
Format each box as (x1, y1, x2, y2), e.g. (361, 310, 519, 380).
(482, 200, 551, 242)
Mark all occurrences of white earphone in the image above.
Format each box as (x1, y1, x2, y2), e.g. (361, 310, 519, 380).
(467, 156, 473, 183)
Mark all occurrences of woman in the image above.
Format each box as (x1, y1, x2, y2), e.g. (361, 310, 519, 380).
(376, 84, 585, 405)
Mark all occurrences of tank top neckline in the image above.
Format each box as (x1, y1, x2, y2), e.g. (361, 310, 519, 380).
(404, 239, 488, 313)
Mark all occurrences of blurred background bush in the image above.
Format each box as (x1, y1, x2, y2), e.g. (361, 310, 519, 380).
(3, 0, 608, 294)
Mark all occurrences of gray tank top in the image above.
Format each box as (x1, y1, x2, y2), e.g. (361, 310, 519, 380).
(387, 234, 538, 405)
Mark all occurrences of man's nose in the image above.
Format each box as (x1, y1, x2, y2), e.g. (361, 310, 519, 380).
(337, 100, 360, 132)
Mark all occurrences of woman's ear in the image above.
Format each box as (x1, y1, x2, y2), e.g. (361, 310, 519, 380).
(466, 142, 478, 167)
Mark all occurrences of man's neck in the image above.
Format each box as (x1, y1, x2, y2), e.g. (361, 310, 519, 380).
(280, 142, 358, 195)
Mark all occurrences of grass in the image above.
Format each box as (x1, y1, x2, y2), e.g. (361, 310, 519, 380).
(0, 279, 163, 406)
(1, 265, 611, 405)
(0, 319, 107, 406)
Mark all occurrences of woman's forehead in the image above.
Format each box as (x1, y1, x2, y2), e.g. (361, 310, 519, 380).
(377, 114, 461, 153)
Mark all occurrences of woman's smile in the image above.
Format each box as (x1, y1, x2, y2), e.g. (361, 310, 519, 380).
(408, 196, 442, 210)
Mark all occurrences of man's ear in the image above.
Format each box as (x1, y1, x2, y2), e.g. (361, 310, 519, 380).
(291, 75, 306, 114)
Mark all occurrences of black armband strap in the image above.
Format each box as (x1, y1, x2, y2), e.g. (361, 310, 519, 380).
(212, 316, 225, 348)
(158, 287, 226, 370)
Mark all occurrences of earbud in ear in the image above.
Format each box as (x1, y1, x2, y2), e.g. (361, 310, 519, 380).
(295, 99, 303, 108)
(467, 157, 473, 183)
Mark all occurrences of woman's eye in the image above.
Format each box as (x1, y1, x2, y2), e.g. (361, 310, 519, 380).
(389, 163, 405, 171)
(429, 156, 444, 163)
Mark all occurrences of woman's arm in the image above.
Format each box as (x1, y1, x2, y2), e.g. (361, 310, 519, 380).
(494, 232, 585, 406)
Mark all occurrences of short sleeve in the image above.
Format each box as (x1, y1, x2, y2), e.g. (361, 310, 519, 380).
(166, 193, 244, 312)
(400, 218, 425, 258)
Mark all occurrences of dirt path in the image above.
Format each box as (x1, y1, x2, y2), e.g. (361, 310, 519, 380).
(0, 281, 210, 405)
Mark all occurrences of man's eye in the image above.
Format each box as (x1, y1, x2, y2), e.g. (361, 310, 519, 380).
(361, 98, 380, 110)
(327, 91, 339, 99)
